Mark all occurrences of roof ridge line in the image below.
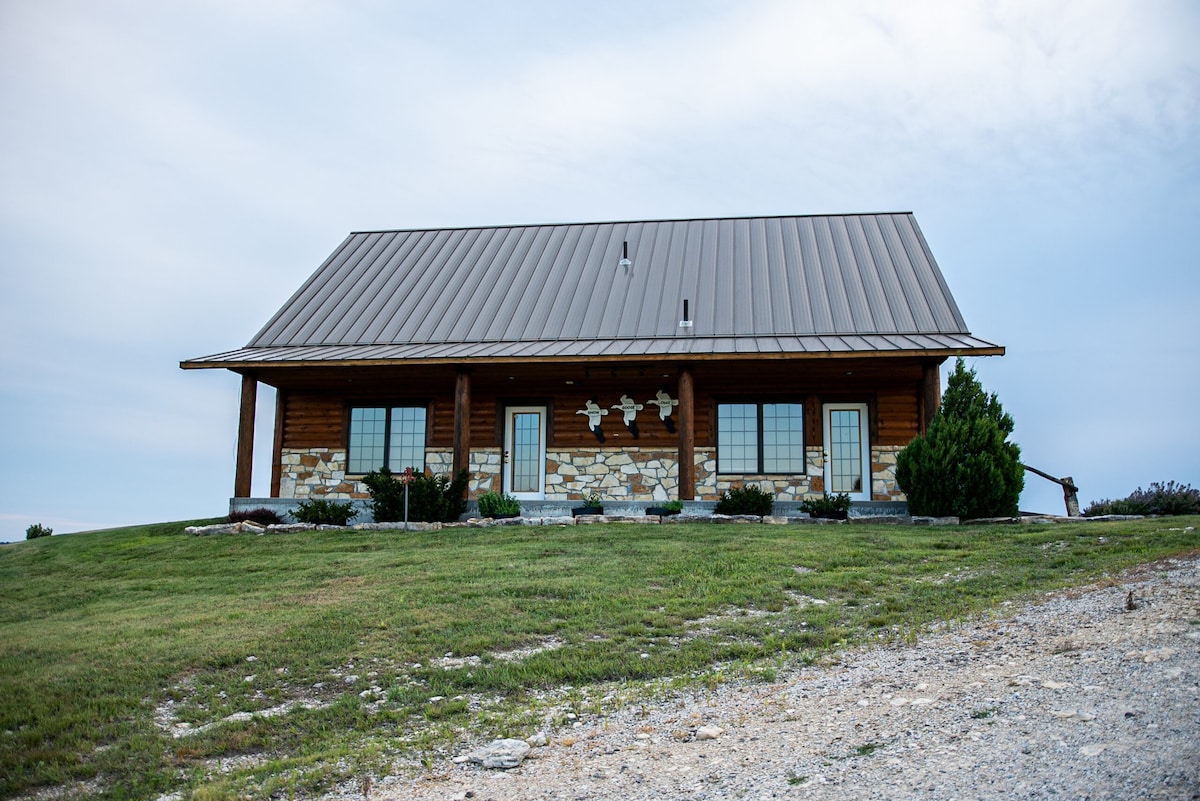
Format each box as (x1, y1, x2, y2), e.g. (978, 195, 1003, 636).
(349, 212, 916, 236)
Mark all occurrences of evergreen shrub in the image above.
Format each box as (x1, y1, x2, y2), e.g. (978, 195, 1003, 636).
(895, 357, 1024, 518)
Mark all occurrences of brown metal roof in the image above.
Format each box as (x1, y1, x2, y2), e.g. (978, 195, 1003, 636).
(183, 213, 1003, 369)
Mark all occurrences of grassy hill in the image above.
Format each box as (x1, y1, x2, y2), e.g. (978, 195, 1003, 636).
(2, 516, 1197, 800)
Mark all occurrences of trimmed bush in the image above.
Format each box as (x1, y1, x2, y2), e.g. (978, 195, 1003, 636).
(362, 467, 406, 523)
(477, 491, 521, 518)
(226, 508, 283, 526)
(25, 523, 52, 540)
(1084, 481, 1200, 517)
(714, 485, 774, 516)
(291, 499, 358, 526)
(365, 467, 470, 523)
(896, 357, 1023, 519)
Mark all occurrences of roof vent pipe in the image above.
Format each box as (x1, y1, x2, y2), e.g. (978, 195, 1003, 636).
(679, 298, 693, 328)
(619, 241, 631, 270)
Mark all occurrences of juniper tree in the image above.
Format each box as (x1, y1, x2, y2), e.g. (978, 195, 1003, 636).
(896, 357, 1023, 518)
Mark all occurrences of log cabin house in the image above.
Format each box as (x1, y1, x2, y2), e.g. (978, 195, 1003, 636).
(182, 213, 1003, 516)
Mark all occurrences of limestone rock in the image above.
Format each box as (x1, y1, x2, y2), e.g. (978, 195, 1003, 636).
(466, 738, 531, 769)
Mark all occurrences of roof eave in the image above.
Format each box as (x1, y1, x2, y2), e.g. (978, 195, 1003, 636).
(180, 344, 1004, 372)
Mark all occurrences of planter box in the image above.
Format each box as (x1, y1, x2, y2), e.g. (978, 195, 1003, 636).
(572, 507, 603, 517)
(808, 510, 849, 520)
(645, 507, 680, 517)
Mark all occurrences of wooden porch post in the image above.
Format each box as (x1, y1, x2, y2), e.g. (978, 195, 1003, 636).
(920, 361, 942, 433)
(270, 388, 286, 498)
(453, 368, 472, 478)
(678, 365, 695, 500)
(234, 373, 257, 498)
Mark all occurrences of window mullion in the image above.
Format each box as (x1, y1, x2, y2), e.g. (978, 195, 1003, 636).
(382, 407, 393, 470)
(756, 404, 765, 474)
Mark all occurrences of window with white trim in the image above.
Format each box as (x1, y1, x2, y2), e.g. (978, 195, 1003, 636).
(716, 402, 805, 474)
(347, 406, 427, 474)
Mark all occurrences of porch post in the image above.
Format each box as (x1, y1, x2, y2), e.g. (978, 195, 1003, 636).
(453, 368, 471, 478)
(678, 365, 695, 500)
(920, 361, 942, 433)
(234, 373, 257, 498)
(270, 388, 286, 498)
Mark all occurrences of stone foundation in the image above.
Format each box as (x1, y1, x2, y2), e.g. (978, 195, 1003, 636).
(276, 444, 905, 503)
(691, 447, 826, 501)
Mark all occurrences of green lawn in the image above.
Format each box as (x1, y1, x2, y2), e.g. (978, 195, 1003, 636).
(1, 516, 1196, 800)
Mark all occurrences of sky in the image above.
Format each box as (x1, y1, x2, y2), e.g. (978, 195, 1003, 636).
(2, 0, 1197, 542)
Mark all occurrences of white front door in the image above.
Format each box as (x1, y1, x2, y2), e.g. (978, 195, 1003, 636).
(823, 402, 870, 501)
(503, 406, 546, 500)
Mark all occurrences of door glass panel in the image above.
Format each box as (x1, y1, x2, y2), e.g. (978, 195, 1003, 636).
(829, 409, 863, 493)
(510, 411, 541, 494)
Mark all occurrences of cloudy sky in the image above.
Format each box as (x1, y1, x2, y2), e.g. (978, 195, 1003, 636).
(2, 0, 1197, 541)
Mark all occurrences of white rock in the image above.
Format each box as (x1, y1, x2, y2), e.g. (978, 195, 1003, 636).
(467, 738, 532, 769)
(697, 725, 724, 741)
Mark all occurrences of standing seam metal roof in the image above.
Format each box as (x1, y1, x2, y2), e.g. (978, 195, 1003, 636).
(184, 213, 1001, 366)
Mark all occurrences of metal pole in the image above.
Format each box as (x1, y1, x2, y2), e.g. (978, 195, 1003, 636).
(404, 467, 412, 529)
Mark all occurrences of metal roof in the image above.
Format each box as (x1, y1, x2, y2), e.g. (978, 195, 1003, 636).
(184, 213, 1002, 368)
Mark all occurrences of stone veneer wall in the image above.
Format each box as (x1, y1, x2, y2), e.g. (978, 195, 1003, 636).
(277, 444, 905, 503)
(871, 445, 906, 502)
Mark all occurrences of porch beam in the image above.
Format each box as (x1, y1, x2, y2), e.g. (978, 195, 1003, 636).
(678, 365, 695, 500)
(234, 373, 257, 498)
(453, 368, 471, 477)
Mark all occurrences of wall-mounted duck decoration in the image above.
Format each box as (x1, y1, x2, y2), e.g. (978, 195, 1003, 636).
(647, 389, 679, 433)
(611, 394, 644, 439)
(576, 399, 608, 442)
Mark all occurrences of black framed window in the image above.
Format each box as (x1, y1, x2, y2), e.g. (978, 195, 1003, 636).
(348, 406, 427, 474)
(717, 402, 805, 474)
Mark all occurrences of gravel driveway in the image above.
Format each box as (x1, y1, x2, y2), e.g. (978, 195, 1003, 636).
(352, 549, 1200, 801)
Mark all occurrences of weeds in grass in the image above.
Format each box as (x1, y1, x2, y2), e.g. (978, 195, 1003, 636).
(0, 516, 1196, 799)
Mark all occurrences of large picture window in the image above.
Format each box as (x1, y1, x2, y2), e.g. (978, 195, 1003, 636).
(348, 406, 427, 474)
(717, 402, 805, 474)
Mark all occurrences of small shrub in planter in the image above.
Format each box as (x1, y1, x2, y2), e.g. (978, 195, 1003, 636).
(226, 508, 283, 526)
(799, 492, 851, 519)
(291, 498, 358, 526)
(714, 485, 774, 516)
(646, 500, 683, 516)
(25, 523, 52, 540)
(477, 491, 521, 518)
(572, 492, 604, 517)
(1084, 481, 1200, 517)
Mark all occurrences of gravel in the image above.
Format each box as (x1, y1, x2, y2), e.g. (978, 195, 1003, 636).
(346, 552, 1200, 801)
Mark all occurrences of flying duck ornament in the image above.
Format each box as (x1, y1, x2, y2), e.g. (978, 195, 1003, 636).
(647, 389, 679, 433)
(575, 399, 608, 442)
(611, 394, 644, 439)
